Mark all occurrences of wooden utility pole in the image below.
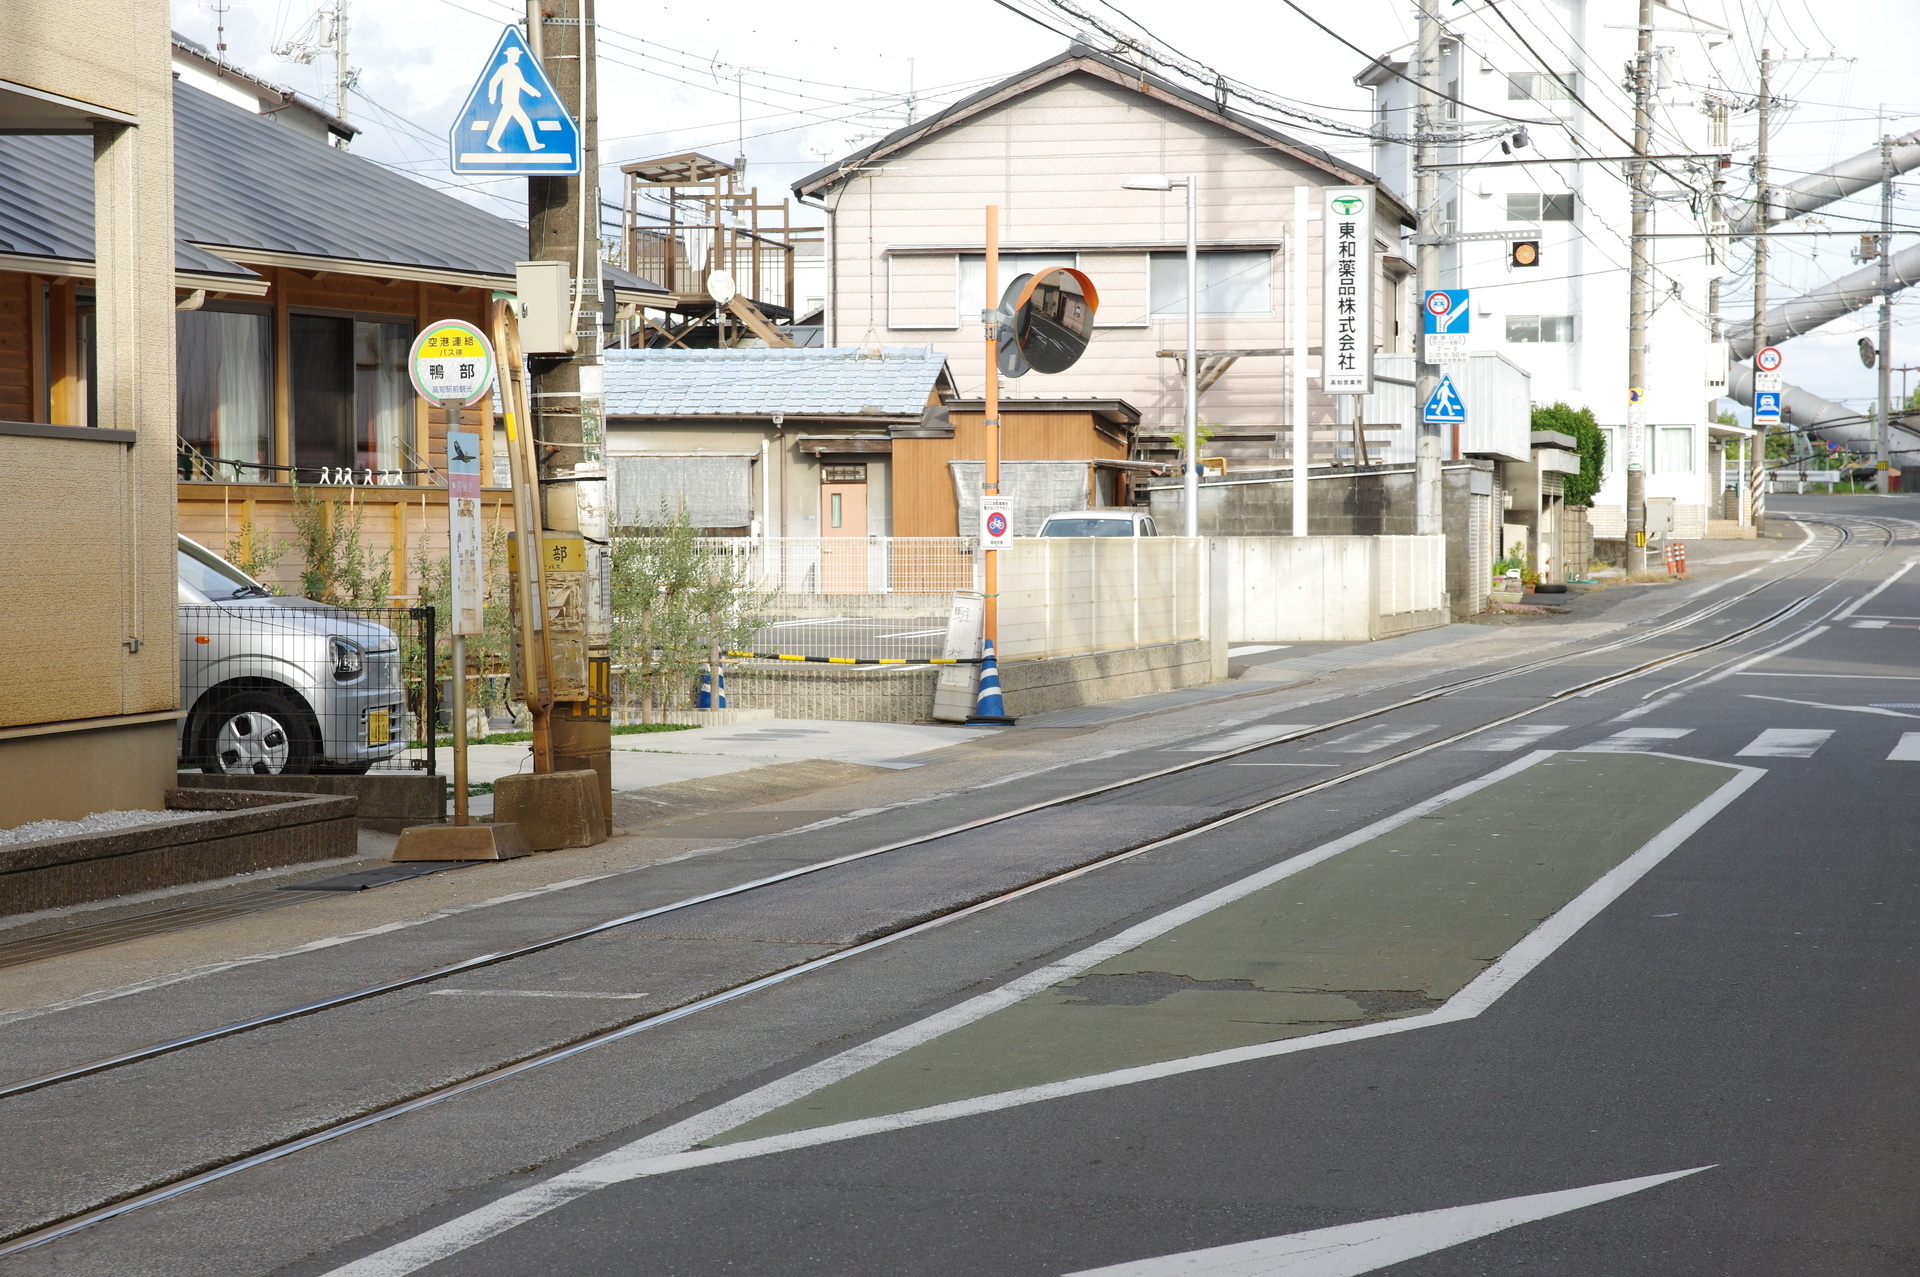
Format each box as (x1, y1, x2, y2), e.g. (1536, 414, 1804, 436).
(1878, 128, 1894, 494)
(1751, 49, 1770, 533)
(528, 0, 611, 816)
(1412, 0, 1442, 537)
(1624, 0, 1654, 572)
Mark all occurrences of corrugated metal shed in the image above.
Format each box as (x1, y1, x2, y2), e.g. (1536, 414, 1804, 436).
(0, 82, 663, 294)
(603, 347, 952, 419)
(1362, 352, 1534, 463)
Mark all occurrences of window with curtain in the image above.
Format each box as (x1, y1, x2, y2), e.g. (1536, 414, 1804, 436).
(956, 253, 1076, 319)
(176, 308, 272, 480)
(290, 314, 415, 479)
(1149, 250, 1272, 317)
(1655, 426, 1693, 473)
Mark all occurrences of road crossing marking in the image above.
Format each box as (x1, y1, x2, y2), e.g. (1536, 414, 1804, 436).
(1061, 1166, 1714, 1277)
(1851, 620, 1891, 629)
(1167, 725, 1311, 752)
(1581, 728, 1694, 752)
(1461, 724, 1567, 752)
(1312, 725, 1437, 753)
(1736, 728, 1833, 758)
(1744, 694, 1920, 719)
(1889, 733, 1920, 761)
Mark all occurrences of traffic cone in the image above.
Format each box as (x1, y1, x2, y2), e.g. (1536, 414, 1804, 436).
(966, 639, 1016, 725)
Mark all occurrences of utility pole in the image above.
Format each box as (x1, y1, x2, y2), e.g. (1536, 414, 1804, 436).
(527, 0, 611, 820)
(333, 0, 350, 122)
(1413, 0, 1441, 537)
(1624, 0, 1654, 572)
(1878, 127, 1894, 495)
(1750, 49, 1770, 533)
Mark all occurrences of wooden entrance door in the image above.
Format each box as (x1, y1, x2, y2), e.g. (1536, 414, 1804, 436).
(819, 476, 868, 592)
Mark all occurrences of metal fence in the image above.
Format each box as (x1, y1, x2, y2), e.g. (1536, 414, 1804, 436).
(178, 604, 437, 776)
(694, 536, 982, 600)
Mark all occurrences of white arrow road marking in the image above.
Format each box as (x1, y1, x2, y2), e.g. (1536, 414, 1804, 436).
(1060, 1167, 1713, 1277)
(1745, 694, 1920, 719)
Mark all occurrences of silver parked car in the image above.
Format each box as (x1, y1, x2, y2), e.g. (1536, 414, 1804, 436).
(177, 535, 407, 775)
(1036, 509, 1159, 537)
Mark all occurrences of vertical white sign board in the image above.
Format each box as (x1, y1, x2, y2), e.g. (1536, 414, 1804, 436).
(1321, 185, 1375, 396)
(446, 431, 485, 635)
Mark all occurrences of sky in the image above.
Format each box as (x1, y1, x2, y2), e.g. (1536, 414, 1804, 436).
(171, 0, 1920, 416)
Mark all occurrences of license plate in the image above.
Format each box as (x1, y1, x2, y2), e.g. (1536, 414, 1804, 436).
(367, 709, 391, 746)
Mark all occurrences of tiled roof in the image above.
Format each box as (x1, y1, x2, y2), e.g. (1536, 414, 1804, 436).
(604, 347, 951, 419)
(0, 82, 663, 293)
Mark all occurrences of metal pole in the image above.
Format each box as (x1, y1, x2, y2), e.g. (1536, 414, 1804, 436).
(450, 632, 468, 826)
(1879, 128, 1894, 495)
(1751, 49, 1770, 532)
(982, 204, 1000, 661)
(1413, 0, 1442, 537)
(422, 604, 436, 781)
(1291, 184, 1309, 537)
(1624, 0, 1653, 572)
(1183, 175, 1199, 537)
(333, 1, 350, 123)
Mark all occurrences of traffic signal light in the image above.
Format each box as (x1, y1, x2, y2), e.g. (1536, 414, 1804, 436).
(1510, 240, 1540, 268)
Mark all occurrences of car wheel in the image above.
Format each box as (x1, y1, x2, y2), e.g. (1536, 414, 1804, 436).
(195, 689, 318, 775)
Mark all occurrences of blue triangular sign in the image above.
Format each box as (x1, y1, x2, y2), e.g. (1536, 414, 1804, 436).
(1423, 372, 1467, 424)
(450, 27, 581, 176)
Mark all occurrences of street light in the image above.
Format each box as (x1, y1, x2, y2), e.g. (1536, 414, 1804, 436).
(1123, 173, 1199, 537)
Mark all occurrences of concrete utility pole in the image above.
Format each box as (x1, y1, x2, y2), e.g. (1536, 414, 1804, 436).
(1878, 128, 1894, 494)
(1624, 0, 1653, 572)
(1413, 0, 1442, 537)
(1751, 49, 1770, 532)
(527, 0, 611, 817)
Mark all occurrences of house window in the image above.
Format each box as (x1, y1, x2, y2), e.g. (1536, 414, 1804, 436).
(1505, 192, 1576, 221)
(1654, 426, 1694, 473)
(290, 315, 413, 479)
(176, 307, 272, 480)
(1505, 314, 1576, 343)
(958, 253, 1075, 318)
(1149, 251, 1272, 317)
(1507, 71, 1579, 101)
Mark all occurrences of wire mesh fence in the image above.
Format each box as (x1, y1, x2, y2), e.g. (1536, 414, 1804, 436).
(178, 604, 437, 776)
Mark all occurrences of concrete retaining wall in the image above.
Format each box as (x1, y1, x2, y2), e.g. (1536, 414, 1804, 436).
(174, 772, 444, 834)
(727, 663, 942, 723)
(0, 788, 357, 915)
(1000, 640, 1219, 718)
(1213, 535, 1449, 642)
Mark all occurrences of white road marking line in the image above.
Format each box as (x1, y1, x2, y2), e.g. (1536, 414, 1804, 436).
(1313, 725, 1436, 753)
(426, 990, 652, 1000)
(1889, 733, 1920, 761)
(1735, 728, 1832, 758)
(1611, 692, 1684, 722)
(322, 755, 1762, 1277)
(1744, 694, 1920, 719)
(1735, 671, 1920, 680)
(1168, 725, 1312, 753)
(1228, 763, 1338, 767)
(1061, 1166, 1714, 1277)
(1852, 620, 1891, 629)
(1228, 644, 1292, 657)
(1580, 728, 1694, 752)
(1697, 625, 1829, 688)
(1834, 559, 1917, 621)
(1460, 724, 1567, 752)
(1853, 615, 1920, 621)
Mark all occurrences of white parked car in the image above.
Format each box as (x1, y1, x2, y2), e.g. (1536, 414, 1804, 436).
(1036, 510, 1159, 537)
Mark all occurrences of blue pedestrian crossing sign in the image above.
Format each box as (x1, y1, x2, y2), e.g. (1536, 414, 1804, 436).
(1753, 389, 1783, 427)
(1423, 372, 1467, 424)
(450, 27, 580, 176)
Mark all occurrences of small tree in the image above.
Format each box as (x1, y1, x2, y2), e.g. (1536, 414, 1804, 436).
(1532, 402, 1606, 507)
(288, 487, 392, 608)
(225, 517, 289, 589)
(610, 509, 766, 721)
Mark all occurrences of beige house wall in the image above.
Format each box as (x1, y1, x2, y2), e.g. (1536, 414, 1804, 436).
(0, 0, 179, 826)
(819, 72, 1409, 445)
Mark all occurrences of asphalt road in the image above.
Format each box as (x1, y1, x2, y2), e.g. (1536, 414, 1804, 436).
(8, 501, 1918, 1275)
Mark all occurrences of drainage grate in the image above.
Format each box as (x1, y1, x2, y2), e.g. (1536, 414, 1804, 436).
(279, 862, 472, 892)
(0, 890, 310, 972)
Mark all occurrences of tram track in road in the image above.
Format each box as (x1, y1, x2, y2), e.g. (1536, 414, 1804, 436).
(0, 516, 1903, 1257)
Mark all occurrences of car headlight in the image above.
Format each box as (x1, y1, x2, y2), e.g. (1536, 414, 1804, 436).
(330, 637, 366, 681)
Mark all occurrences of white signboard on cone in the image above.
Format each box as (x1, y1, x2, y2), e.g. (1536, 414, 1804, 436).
(446, 431, 485, 635)
(1321, 185, 1376, 395)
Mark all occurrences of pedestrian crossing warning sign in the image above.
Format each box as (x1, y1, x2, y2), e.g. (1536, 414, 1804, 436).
(450, 26, 580, 176)
(1423, 372, 1467, 424)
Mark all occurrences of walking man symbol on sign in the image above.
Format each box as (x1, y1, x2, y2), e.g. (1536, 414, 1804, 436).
(486, 48, 544, 153)
(1423, 373, 1466, 424)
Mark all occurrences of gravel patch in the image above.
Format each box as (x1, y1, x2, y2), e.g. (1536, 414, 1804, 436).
(0, 810, 215, 848)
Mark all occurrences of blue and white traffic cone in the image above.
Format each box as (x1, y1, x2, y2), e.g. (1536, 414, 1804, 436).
(966, 639, 1016, 725)
(698, 665, 727, 709)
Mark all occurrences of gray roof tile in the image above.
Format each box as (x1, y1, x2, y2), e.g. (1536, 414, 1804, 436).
(604, 346, 950, 419)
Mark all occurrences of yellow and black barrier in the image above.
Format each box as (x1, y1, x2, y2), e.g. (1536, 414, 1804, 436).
(722, 650, 983, 667)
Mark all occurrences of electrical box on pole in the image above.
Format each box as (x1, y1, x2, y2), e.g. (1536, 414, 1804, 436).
(514, 260, 573, 355)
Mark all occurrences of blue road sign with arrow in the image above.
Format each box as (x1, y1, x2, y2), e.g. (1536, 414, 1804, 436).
(1423, 372, 1467, 424)
(450, 27, 580, 176)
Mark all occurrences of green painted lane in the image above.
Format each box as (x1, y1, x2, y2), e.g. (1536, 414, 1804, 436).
(710, 751, 1738, 1146)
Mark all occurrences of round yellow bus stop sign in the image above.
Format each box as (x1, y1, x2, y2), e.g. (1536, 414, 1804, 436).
(409, 319, 497, 407)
